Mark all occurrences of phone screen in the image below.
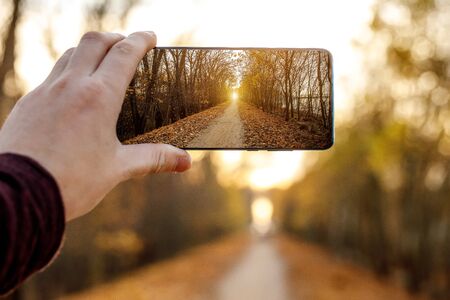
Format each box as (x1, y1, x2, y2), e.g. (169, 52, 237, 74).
(116, 47, 333, 150)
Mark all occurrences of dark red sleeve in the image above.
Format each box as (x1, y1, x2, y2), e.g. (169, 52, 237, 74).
(0, 153, 65, 295)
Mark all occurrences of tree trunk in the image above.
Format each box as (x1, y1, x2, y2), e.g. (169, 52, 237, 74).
(0, 0, 22, 102)
(130, 80, 140, 133)
(317, 52, 327, 128)
(139, 49, 163, 133)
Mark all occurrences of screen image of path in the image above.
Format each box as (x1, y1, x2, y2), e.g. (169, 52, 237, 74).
(117, 48, 333, 149)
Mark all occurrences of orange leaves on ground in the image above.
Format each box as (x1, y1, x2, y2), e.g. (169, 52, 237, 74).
(125, 101, 331, 149)
(124, 103, 228, 148)
(277, 235, 429, 300)
(62, 233, 249, 300)
(238, 102, 330, 149)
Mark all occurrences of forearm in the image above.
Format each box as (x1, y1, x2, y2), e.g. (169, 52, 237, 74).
(0, 153, 65, 295)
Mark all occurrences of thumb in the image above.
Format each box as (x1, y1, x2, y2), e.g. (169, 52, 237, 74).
(119, 143, 191, 179)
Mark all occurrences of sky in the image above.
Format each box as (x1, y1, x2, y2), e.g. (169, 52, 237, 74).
(14, 0, 377, 190)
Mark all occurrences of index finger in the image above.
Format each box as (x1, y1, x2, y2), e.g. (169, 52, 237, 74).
(94, 31, 156, 98)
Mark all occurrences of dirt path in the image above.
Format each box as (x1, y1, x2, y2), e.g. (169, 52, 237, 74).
(62, 233, 430, 300)
(124, 103, 228, 148)
(215, 238, 289, 300)
(187, 102, 244, 148)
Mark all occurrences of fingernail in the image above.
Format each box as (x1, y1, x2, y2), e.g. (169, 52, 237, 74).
(175, 154, 191, 172)
(145, 31, 156, 37)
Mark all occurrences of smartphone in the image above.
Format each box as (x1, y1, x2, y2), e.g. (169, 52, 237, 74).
(116, 47, 333, 150)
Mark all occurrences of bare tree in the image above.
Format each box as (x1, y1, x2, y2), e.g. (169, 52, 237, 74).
(0, 0, 23, 106)
(240, 49, 331, 127)
(117, 49, 237, 141)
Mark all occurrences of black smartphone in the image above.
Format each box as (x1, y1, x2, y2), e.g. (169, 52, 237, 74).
(116, 47, 333, 150)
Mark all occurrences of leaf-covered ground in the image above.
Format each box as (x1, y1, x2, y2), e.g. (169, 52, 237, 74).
(125, 101, 332, 149)
(237, 102, 331, 149)
(277, 235, 429, 300)
(124, 103, 228, 148)
(62, 233, 249, 300)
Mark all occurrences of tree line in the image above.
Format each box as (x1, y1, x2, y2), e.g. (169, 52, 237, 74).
(117, 49, 237, 141)
(279, 0, 450, 298)
(239, 49, 332, 130)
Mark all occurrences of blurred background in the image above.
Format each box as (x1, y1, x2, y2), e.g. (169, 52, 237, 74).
(0, 0, 449, 299)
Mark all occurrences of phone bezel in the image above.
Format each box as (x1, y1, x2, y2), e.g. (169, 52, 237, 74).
(125, 47, 334, 151)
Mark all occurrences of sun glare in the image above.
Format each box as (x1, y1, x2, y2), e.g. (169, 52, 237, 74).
(213, 152, 306, 190)
(231, 91, 239, 102)
(14, 0, 375, 191)
(248, 152, 305, 190)
(251, 196, 274, 235)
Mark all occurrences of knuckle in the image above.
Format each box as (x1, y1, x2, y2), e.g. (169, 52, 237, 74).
(128, 165, 147, 178)
(81, 31, 104, 42)
(153, 150, 167, 173)
(113, 40, 134, 54)
(66, 78, 106, 111)
(51, 74, 72, 93)
(133, 31, 156, 45)
(150, 147, 175, 174)
(63, 47, 76, 56)
(81, 79, 105, 100)
(49, 75, 107, 110)
(85, 78, 104, 94)
(112, 40, 136, 56)
(124, 145, 178, 179)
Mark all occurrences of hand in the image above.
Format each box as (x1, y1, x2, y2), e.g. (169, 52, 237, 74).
(0, 31, 191, 221)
